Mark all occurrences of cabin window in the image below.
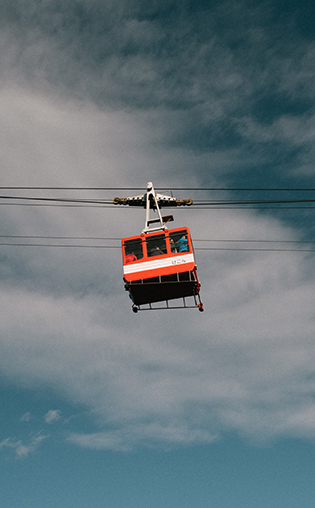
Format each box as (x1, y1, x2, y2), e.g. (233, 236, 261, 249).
(146, 234, 167, 257)
(169, 230, 190, 253)
(124, 238, 143, 263)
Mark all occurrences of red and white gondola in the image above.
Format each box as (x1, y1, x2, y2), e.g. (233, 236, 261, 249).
(114, 182, 204, 313)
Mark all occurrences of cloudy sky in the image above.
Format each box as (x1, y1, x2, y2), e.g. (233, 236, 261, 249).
(1, 1, 315, 506)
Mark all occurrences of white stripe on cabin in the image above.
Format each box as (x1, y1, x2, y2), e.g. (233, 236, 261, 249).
(124, 253, 195, 275)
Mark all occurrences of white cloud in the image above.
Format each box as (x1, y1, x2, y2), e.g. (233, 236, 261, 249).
(0, 434, 48, 458)
(20, 412, 31, 422)
(44, 410, 62, 424)
(68, 423, 217, 452)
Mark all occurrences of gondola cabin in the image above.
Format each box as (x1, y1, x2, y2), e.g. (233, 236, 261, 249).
(122, 227, 203, 311)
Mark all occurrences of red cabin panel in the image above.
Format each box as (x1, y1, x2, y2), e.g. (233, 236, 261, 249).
(121, 228, 201, 306)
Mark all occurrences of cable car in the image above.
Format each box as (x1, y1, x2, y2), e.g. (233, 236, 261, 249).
(114, 182, 204, 313)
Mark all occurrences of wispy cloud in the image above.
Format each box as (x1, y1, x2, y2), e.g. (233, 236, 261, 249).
(68, 423, 217, 452)
(44, 410, 62, 424)
(0, 434, 49, 459)
(20, 412, 31, 422)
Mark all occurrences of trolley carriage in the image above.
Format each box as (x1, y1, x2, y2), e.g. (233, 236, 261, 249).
(115, 182, 204, 312)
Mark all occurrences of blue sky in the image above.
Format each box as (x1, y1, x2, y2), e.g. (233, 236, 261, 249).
(1, 1, 315, 506)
